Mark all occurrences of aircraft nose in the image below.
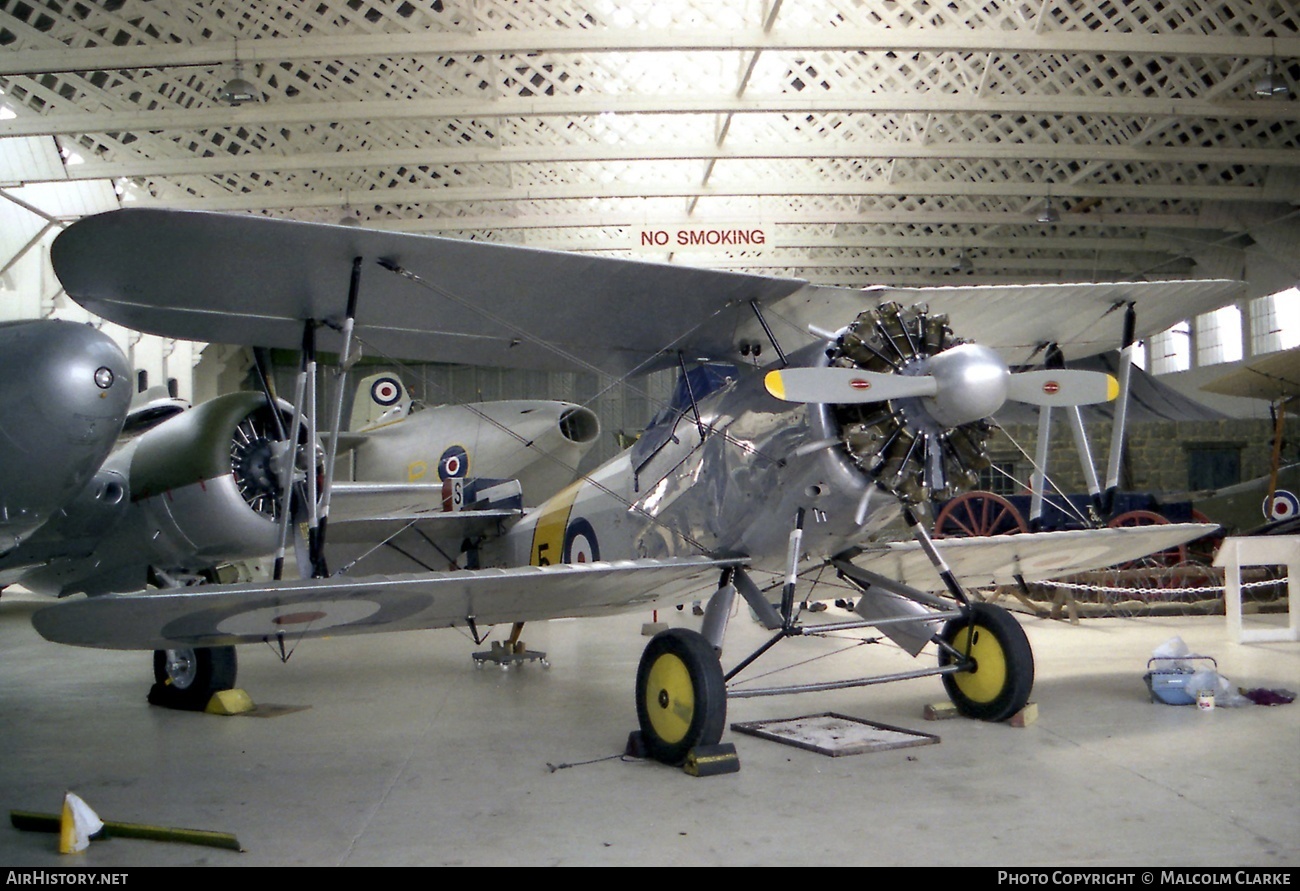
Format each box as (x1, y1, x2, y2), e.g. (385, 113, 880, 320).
(0, 320, 131, 541)
(32, 321, 132, 431)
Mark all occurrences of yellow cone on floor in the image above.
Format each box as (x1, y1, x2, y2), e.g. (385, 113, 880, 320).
(58, 792, 103, 854)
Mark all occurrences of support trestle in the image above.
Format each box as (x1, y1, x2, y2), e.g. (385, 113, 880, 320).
(471, 621, 549, 670)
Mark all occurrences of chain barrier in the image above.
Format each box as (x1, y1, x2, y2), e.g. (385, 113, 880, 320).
(1033, 576, 1285, 598)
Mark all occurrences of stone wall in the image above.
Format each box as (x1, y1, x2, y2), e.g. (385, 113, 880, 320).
(987, 416, 1299, 498)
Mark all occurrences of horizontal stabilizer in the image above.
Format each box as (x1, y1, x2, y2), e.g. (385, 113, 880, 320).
(32, 556, 742, 651)
(324, 432, 368, 455)
(330, 477, 523, 522)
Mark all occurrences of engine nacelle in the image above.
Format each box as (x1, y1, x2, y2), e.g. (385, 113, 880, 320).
(128, 390, 302, 568)
(17, 391, 309, 596)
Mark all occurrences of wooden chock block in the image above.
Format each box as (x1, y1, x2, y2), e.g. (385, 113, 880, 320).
(683, 743, 740, 777)
(923, 701, 960, 721)
(205, 689, 255, 716)
(1010, 702, 1038, 728)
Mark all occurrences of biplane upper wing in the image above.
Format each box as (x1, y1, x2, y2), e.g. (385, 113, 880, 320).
(52, 208, 801, 375)
(53, 208, 1243, 373)
(32, 556, 740, 651)
(852, 523, 1216, 591)
(762, 279, 1245, 363)
(1200, 345, 1300, 402)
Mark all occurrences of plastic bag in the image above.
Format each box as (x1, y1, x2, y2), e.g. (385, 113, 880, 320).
(1151, 635, 1192, 669)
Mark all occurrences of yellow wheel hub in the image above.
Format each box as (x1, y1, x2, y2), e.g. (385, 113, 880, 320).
(950, 625, 1008, 704)
(644, 652, 695, 745)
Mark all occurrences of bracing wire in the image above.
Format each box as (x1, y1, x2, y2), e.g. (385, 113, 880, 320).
(989, 420, 1097, 528)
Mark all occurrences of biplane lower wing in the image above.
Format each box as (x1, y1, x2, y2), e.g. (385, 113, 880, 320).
(31, 556, 741, 651)
(852, 523, 1217, 591)
(33, 524, 1214, 652)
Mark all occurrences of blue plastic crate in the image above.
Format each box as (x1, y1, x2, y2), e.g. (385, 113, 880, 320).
(1144, 655, 1217, 705)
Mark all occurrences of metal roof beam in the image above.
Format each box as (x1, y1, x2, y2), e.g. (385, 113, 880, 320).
(134, 179, 1286, 213)
(676, 254, 1158, 274)
(42, 141, 1297, 184)
(4, 93, 1295, 138)
(3, 29, 1297, 76)
(379, 211, 1231, 234)
(517, 233, 1166, 253)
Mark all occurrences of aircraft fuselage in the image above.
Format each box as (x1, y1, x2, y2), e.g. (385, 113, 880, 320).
(486, 353, 900, 575)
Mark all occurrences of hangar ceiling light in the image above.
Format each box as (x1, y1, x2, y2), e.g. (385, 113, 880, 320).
(1255, 58, 1290, 98)
(217, 60, 259, 107)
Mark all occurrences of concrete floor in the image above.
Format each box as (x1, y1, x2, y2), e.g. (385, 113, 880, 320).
(1, 591, 1296, 867)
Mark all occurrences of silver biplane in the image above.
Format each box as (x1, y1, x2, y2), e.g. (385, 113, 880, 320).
(35, 208, 1237, 764)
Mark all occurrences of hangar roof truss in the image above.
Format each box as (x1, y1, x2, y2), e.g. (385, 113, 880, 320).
(0, 0, 1296, 290)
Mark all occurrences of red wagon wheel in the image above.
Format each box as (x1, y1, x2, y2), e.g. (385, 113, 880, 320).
(1186, 508, 1225, 565)
(1106, 509, 1188, 568)
(934, 491, 1029, 538)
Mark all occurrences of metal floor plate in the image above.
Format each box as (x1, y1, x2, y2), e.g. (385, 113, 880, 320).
(731, 712, 940, 757)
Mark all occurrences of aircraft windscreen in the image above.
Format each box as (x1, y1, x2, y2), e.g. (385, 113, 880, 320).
(649, 363, 738, 430)
(630, 364, 739, 469)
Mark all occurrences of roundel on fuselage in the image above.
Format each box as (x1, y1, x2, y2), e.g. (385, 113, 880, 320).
(438, 444, 469, 479)
(1266, 489, 1299, 521)
(370, 376, 402, 406)
(563, 518, 599, 564)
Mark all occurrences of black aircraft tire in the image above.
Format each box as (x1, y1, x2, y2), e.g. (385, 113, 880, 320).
(635, 628, 726, 765)
(150, 646, 238, 711)
(938, 602, 1034, 722)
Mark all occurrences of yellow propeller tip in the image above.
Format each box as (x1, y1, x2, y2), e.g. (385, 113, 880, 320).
(764, 370, 785, 400)
(1106, 374, 1120, 401)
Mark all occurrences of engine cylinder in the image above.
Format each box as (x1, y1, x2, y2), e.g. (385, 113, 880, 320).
(827, 304, 994, 504)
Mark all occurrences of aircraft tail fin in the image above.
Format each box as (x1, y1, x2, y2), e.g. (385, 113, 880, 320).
(351, 374, 413, 431)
